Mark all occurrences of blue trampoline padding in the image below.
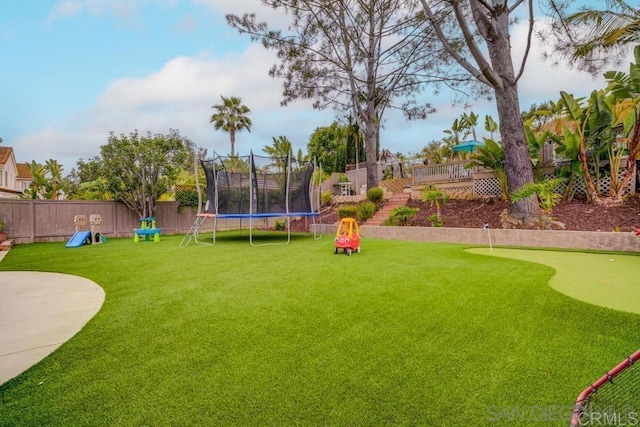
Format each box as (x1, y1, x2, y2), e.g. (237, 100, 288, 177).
(215, 212, 320, 219)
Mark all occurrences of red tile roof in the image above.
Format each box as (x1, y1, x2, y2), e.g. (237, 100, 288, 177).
(0, 147, 12, 165)
(17, 163, 32, 179)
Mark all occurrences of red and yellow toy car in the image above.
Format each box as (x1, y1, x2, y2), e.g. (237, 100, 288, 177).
(334, 217, 361, 256)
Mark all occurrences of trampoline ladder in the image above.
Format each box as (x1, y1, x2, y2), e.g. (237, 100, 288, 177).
(179, 213, 216, 247)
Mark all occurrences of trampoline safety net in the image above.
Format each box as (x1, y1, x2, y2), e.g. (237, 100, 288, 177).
(200, 153, 316, 215)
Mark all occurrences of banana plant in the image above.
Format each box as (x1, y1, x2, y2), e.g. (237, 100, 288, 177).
(466, 139, 508, 201)
(461, 111, 479, 140)
(558, 90, 615, 204)
(604, 45, 640, 200)
(443, 118, 469, 151)
(484, 115, 499, 140)
(557, 126, 583, 200)
(524, 125, 554, 180)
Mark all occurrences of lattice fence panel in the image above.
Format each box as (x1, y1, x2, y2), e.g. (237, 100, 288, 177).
(474, 171, 635, 198)
(440, 183, 475, 200)
(474, 178, 503, 197)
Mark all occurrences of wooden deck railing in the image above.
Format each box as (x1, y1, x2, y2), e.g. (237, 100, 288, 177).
(412, 160, 476, 185)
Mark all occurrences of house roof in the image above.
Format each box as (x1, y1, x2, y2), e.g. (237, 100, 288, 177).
(17, 163, 32, 179)
(0, 146, 12, 165)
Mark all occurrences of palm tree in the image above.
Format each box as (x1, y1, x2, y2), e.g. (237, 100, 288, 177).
(263, 136, 293, 172)
(210, 96, 252, 156)
(421, 140, 446, 164)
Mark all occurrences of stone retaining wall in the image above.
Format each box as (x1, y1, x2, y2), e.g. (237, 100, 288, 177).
(312, 224, 640, 253)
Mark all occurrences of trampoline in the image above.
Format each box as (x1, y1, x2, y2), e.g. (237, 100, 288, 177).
(180, 151, 321, 246)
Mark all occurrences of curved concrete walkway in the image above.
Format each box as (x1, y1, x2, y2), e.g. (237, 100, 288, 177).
(0, 251, 105, 385)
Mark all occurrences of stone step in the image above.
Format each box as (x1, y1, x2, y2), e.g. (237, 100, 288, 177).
(365, 192, 411, 226)
(0, 239, 15, 251)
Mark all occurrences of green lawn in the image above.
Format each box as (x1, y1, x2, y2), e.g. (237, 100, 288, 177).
(1, 234, 638, 426)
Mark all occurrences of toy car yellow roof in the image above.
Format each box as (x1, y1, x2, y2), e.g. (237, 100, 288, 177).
(336, 217, 360, 237)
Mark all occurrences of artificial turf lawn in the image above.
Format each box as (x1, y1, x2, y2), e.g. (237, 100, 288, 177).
(0, 234, 638, 425)
(468, 248, 640, 315)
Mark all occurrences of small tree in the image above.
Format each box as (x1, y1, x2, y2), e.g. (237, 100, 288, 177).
(307, 123, 349, 174)
(67, 157, 110, 200)
(422, 184, 448, 227)
(99, 129, 190, 218)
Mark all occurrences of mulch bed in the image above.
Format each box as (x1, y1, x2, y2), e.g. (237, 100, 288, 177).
(294, 195, 640, 233)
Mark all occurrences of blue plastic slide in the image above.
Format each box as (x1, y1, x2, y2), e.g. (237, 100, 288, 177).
(65, 231, 92, 248)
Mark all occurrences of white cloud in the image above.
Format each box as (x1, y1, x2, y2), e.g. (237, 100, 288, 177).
(12, 43, 332, 169)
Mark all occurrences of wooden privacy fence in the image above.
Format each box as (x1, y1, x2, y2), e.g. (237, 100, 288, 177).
(0, 200, 202, 244)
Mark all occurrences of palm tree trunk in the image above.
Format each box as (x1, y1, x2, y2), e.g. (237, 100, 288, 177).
(230, 128, 236, 156)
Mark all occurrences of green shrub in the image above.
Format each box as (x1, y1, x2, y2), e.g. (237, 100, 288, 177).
(337, 205, 358, 219)
(357, 201, 377, 221)
(387, 206, 419, 226)
(511, 178, 565, 215)
(321, 190, 333, 207)
(274, 219, 287, 231)
(428, 214, 444, 227)
(175, 187, 200, 213)
(366, 187, 384, 204)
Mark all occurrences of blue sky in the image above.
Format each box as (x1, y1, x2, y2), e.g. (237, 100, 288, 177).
(0, 0, 621, 172)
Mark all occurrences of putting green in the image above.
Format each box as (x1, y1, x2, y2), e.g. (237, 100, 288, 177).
(467, 248, 640, 315)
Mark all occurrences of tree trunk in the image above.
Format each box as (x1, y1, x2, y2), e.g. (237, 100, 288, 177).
(365, 117, 379, 190)
(578, 144, 602, 203)
(493, 85, 538, 220)
(364, 13, 379, 191)
(485, 11, 538, 222)
(230, 128, 236, 157)
(613, 108, 640, 202)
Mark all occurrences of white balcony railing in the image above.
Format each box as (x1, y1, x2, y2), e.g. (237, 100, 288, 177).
(412, 160, 476, 185)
